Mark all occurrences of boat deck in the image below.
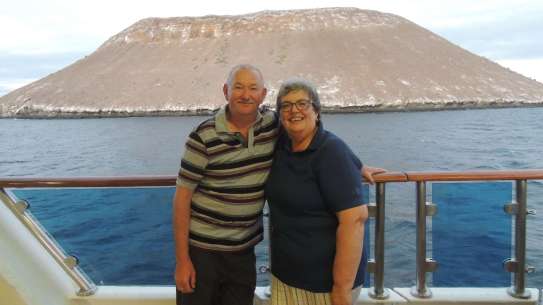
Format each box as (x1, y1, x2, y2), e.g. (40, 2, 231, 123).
(2, 171, 543, 305)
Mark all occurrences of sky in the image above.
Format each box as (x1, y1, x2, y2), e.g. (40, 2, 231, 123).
(1, 0, 542, 96)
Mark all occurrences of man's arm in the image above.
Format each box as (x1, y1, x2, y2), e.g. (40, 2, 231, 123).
(331, 205, 368, 305)
(173, 186, 196, 293)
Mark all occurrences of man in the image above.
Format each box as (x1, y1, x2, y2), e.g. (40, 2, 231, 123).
(173, 64, 385, 305)
(173, 64, 277, 305)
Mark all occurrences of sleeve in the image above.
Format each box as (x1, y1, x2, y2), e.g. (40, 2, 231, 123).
(176, 131, 209, 190)
(316, 138, 365, 213)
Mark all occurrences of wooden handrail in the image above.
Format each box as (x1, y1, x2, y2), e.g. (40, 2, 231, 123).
(371, 172, 408, 183)
(1, 170, 543, 188)
(404, 170, 543, 182)
(0, 176, 176, 188)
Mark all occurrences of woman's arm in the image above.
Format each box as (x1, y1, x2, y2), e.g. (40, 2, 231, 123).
(331, 205, 368, 305)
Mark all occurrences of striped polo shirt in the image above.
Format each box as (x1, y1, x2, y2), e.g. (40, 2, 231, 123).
(177, 105, 279, 252)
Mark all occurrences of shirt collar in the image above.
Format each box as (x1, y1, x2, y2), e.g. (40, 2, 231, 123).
(283, 121, 325, 153)
(306, 121, 325, 152)
(214, 106, 229, 133)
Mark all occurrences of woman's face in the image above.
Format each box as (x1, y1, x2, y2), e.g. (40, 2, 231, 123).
(279, 89, 318, 138)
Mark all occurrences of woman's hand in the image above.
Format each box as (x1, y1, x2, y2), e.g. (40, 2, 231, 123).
(361, 166, 386, 184)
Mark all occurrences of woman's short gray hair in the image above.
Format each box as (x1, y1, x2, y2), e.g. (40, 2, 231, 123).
(275, 78, 321, 117)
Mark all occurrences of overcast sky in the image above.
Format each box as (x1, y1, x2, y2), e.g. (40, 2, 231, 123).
(1, 0, 542, 96)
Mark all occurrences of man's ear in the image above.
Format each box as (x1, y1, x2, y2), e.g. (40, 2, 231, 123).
(258, 87, 268, 106)
(223, 83, 229, 100)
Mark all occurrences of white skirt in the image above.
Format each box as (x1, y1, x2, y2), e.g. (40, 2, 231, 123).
(271, 274, 361, 305)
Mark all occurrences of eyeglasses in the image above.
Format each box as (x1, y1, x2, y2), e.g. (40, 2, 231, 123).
(279, 99, 312, 112)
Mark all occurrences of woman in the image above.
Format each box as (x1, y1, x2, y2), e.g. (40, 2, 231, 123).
(265, 78, 370, 305)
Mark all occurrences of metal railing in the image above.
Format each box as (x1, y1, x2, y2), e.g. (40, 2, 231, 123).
(365, 170, 543, 300)
(0, 176, 175, 296)
(0, 188, 96, 296)
(1, 170, 542, 298)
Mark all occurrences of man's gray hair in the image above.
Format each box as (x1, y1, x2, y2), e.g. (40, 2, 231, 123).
(225, 64, 265, 90)
(275, 78, 321, 117)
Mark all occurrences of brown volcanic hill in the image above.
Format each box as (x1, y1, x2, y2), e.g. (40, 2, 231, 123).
(1, 7, 543, 117)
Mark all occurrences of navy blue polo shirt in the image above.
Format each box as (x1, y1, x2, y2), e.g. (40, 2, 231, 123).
(265, 123, 368, 292)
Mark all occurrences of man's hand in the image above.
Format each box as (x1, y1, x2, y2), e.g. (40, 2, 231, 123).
(173, 186, 196, 293)
(175, 257, 196, 293)
(331, 285, 352, 305)
(361, 166, 386, 185)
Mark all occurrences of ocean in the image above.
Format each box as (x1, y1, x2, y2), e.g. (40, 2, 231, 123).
(1, 107, 542, 288)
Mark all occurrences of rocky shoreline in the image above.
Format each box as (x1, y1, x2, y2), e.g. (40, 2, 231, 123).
(2, 100, 541, 119)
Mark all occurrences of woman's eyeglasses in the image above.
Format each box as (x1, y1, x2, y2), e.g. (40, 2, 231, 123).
(279, 99, 312, 112)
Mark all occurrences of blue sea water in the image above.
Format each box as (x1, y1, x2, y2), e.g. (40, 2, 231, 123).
(1, 107, 542, 288)
(432, 182, 512, 287)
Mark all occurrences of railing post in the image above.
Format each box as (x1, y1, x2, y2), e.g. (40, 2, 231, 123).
(411, 181, 437, 298)
(369, 182, 389, 299)
(507, 180, 531, 298)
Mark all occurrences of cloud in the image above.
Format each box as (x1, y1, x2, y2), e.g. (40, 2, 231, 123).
(0, 16, 58, 53)
(420, 2, 543, 60)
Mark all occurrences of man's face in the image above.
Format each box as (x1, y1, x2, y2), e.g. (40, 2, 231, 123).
(223, 69, 267, 119)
